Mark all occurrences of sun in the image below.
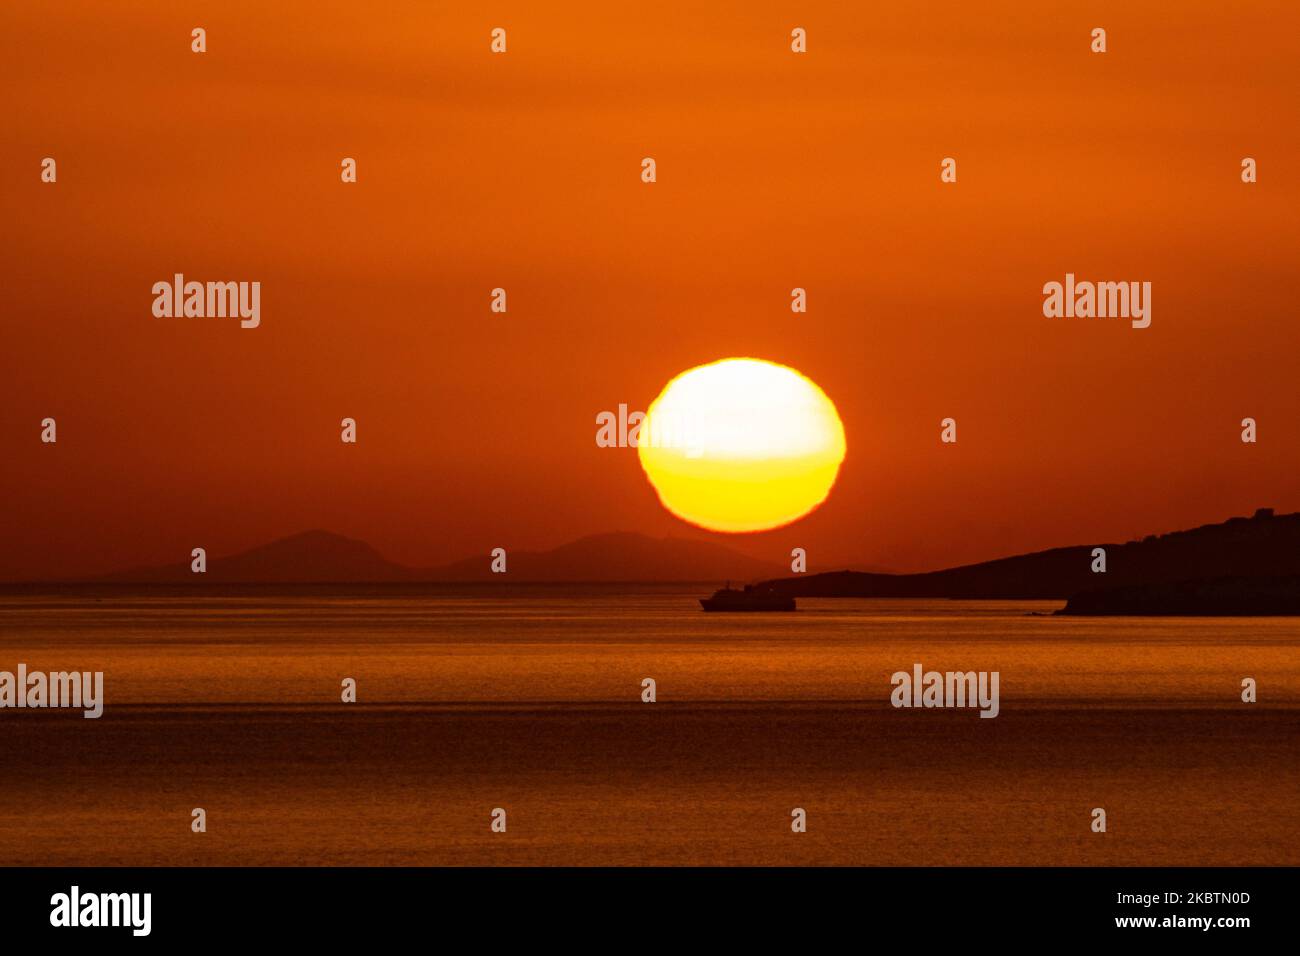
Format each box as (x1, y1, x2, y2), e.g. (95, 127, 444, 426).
(637, 357, 847, 533)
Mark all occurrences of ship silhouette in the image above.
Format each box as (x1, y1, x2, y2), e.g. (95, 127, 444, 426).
(699, 582, 796, 612)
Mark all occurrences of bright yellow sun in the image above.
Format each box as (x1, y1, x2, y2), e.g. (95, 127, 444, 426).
(637, 357, 847, 533)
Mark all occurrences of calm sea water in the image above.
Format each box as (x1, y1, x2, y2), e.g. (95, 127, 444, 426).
(1, 588, 1297, 865)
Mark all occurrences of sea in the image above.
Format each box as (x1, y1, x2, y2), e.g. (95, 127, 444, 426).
(1, 586, 1296, 865)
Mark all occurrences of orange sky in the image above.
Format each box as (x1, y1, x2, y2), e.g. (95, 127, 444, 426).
(2, 2, 1298, 580)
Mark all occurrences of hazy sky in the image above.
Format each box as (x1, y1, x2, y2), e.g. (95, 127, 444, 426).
(2, 2, 1298, 579)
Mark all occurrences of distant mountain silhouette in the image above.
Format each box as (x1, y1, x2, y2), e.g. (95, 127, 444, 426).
(425, 532, 782, 582)
(98, 530, 418, 584)
(91, 530, 781, 584)
(760, 508, 1300, 602)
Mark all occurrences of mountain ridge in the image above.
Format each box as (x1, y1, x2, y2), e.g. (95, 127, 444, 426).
(84, 530, 783, 584)
(24, 508, 1300, 597)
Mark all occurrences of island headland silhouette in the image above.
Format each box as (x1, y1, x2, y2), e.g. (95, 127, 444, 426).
(757, 508, 1300, 615)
